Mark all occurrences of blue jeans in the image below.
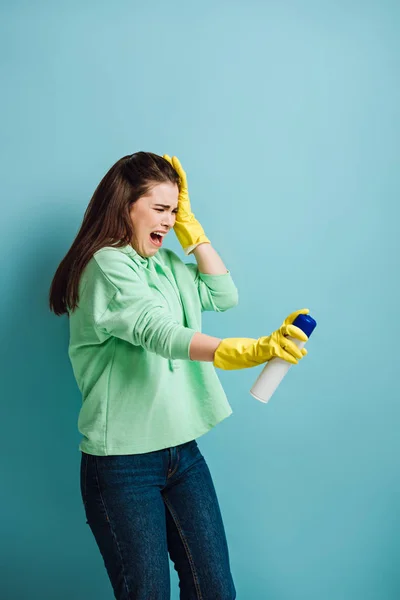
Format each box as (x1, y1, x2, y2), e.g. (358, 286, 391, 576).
(80, 439, 236, 599)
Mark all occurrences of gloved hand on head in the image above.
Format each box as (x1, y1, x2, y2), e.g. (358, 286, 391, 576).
(163, 154, 211, 255)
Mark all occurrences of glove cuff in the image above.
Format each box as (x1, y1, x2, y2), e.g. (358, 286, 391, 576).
(174, 216, 211, 253)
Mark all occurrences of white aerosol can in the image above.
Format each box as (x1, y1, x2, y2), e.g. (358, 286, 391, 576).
(250, 313, 317, 403)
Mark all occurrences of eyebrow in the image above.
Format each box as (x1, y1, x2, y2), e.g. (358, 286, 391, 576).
(154, 203, 178, 209)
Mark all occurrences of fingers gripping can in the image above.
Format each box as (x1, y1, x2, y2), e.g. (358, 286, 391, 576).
(250, 313, 317, 403)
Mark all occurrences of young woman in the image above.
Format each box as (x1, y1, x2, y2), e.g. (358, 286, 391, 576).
(49, 151, 309, 600)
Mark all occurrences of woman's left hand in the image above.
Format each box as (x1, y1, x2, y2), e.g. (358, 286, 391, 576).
(163, 154, 211, 255)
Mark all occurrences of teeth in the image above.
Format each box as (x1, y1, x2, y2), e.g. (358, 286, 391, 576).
(153, 231, 166, 236)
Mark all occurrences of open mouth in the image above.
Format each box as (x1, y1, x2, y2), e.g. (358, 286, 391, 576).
(149, 232, 163, 247)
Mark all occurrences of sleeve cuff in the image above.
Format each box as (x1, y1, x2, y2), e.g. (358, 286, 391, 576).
(198, 269, 237, 291)
(169, 326, 198, 360)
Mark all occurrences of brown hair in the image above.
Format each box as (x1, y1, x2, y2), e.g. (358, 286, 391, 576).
(48, 151, 180, 316)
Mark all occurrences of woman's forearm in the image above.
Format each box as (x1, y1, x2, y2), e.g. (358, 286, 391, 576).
(189, 332, 222, 362)
(191, 243, 228, 275)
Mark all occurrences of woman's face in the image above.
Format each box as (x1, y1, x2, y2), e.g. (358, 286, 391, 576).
(129, 181, 179, 257)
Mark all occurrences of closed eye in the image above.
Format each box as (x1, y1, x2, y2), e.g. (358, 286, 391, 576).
(154, 209, 178, 214)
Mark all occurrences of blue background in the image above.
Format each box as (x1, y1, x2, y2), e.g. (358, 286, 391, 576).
(1, 0, 399, 598)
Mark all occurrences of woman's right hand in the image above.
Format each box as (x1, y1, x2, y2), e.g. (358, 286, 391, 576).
(213, 308, 310, 370)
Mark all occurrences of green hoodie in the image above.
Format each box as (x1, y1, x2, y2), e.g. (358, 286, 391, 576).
(68, 244, 239, 455)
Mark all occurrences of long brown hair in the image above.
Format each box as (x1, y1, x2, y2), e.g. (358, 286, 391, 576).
(49, 151, 180, 316)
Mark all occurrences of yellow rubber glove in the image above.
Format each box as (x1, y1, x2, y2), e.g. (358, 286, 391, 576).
(213, 309, 310, 370)
(163, 154, 211, 255)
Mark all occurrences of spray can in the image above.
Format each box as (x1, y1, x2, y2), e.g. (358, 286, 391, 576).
(250, 313, 317, 403)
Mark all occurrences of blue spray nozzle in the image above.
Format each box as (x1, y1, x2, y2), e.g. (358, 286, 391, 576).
(292, 314, 317, 338)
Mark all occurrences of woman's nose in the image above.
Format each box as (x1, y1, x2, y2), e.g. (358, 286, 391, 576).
(162, 213, 175, 228)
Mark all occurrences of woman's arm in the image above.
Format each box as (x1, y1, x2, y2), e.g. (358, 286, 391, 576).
(187, 245, 230, 359)
(189, 332, 222, 362)
(189, 307, 310, 367)
(190, 242, 228, 275)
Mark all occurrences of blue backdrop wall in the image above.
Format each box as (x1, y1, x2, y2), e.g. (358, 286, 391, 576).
(1, 1, 399, 598)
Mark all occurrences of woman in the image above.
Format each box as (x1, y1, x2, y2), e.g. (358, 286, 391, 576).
(49, 151, 309, 600)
